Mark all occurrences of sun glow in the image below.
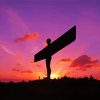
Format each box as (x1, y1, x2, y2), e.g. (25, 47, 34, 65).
(51, 73, 59, 79)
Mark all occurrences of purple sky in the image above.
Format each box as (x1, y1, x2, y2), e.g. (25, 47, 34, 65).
(0, 0, 100, 81)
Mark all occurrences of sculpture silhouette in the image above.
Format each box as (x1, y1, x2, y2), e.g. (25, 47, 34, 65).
(34, 26, 76, 79)
(46, 38, 52, 79)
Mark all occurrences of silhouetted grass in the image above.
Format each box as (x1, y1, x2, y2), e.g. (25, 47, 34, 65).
(0, 76, 100, 100)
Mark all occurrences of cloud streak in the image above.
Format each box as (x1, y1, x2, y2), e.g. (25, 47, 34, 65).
(0, 41, 15, 56)
(2, 6, 30, 33)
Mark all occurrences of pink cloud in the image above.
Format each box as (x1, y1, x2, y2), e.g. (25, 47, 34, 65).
(14, 32, 40, 42)
(69, 55, 99, 71)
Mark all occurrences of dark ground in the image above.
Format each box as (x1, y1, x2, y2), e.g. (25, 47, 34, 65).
(0, 76, 100, 100)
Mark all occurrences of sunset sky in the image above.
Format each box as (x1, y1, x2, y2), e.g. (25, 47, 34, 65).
(0, 0, 100, 82)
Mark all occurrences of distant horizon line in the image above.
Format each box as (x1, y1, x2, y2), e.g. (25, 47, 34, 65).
(0, 75, 99, 83)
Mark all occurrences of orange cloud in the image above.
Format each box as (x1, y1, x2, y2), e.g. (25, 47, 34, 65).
(58, 58, 72, 64)
(59, 58, 72, 62)
(21, 70, 33, 73)
(14, 32, 39, 42)
(12, 68, 33, 74)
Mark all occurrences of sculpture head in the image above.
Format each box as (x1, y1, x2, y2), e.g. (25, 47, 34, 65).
(47, 38, 51, 45)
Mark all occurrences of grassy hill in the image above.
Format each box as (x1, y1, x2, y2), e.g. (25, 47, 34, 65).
(0, 76, 100, 100)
